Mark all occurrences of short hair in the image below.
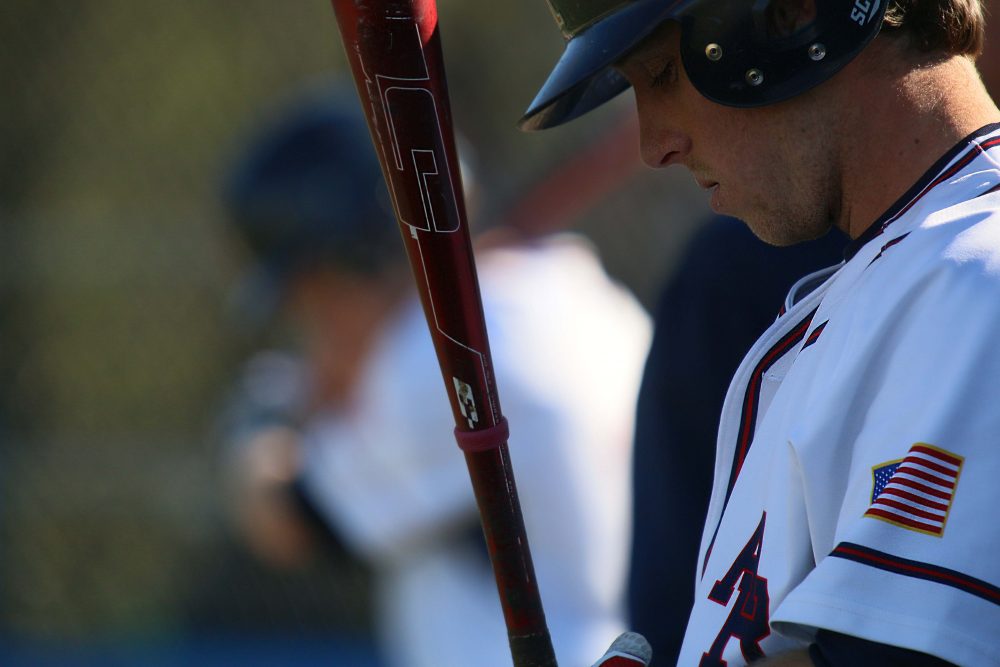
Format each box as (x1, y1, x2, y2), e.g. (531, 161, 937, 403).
(881, 0, 986, 56)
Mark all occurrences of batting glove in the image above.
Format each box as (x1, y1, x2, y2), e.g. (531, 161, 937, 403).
(591, 631, 653, 666)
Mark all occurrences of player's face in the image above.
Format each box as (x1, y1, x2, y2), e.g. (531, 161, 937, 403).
(616, 21, 839, 245)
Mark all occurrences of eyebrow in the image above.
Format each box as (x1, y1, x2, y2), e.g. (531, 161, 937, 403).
(614, 20, 675, 70)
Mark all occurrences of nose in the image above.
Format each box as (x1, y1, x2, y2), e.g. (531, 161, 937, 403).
(636, 102, 691, 169)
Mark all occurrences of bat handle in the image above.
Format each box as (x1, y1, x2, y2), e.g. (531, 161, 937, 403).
(461, 436, 557, 664)
(468, 447, 557, 666)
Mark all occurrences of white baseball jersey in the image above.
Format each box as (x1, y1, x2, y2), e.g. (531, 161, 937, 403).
(678, 123, 1000, 666)
(298, 234, 652, 667)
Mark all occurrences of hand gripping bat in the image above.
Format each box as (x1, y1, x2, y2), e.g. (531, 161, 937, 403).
(329, 2, 557, 665)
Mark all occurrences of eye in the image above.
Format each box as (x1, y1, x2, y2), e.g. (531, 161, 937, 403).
(650, 59, 677, 88)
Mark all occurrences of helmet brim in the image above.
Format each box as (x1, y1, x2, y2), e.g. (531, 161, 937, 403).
(519, 0, 697, 131)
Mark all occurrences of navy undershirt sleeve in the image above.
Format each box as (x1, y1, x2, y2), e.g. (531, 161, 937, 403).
(809, 629, 957, 666)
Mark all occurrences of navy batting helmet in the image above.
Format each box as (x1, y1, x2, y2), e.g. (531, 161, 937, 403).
(520, 0, 889, 130)
(224, 86, 401, 283)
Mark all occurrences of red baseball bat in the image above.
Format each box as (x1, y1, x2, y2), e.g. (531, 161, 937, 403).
(329, 2, 558, 665)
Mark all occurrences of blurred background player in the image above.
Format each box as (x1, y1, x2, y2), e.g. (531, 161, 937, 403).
(218, 84, 652, 667)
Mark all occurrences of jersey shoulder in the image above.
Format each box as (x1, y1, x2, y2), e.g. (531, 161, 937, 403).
(859, 191, 1000, 308)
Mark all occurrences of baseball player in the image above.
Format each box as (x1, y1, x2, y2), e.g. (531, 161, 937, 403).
(220, 86, 652, 667)
(522, 1, 1000, 665)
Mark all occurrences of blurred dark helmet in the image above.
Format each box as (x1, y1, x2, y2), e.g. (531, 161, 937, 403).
(224, 86, 401, 285)
(520, 0, 889, 130)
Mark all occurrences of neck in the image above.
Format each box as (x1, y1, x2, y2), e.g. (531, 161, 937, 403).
(833, 43, 1000, 239)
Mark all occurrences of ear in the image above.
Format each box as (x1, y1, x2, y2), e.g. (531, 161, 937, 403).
(760, 0, 818, 39)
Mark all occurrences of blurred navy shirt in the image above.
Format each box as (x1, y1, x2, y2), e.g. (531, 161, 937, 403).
(628, 216, 846, 664)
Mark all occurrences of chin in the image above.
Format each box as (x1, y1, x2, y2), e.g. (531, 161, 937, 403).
(743, 216, 819, 247)
(747, 219, 832, 248)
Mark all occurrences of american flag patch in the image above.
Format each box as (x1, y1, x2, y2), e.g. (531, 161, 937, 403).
(865, 443, 963, 537)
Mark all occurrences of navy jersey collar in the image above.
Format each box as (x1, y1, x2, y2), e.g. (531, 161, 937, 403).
(843, 122, 1000, 261)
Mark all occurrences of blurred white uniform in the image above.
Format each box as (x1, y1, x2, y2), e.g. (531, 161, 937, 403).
(299, 234, 651, 667)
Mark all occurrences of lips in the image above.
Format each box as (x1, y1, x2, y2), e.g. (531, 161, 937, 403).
(694, 177, 721, 211)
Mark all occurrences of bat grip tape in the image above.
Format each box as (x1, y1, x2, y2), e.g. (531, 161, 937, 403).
(454, 417, 509, 453)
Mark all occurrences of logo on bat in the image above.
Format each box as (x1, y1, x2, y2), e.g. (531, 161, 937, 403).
(453, 377, 479, 428)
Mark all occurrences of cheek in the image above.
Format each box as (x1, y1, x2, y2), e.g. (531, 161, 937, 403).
(689, 106, 754, 169)
(709, 107, 792, 174)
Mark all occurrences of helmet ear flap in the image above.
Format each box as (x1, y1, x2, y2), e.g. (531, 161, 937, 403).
(679, 0, 887, 108)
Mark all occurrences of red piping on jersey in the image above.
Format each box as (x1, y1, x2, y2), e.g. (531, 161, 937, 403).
(867, 232, 911, 266)
(845, 129, 1000, 261)
(801, 320, 828, 350)
(877, 136, 1000, 238)
(831, 542, 1000, 606)
(701, 308, 817, 577)
(731, 310, 817, 490)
